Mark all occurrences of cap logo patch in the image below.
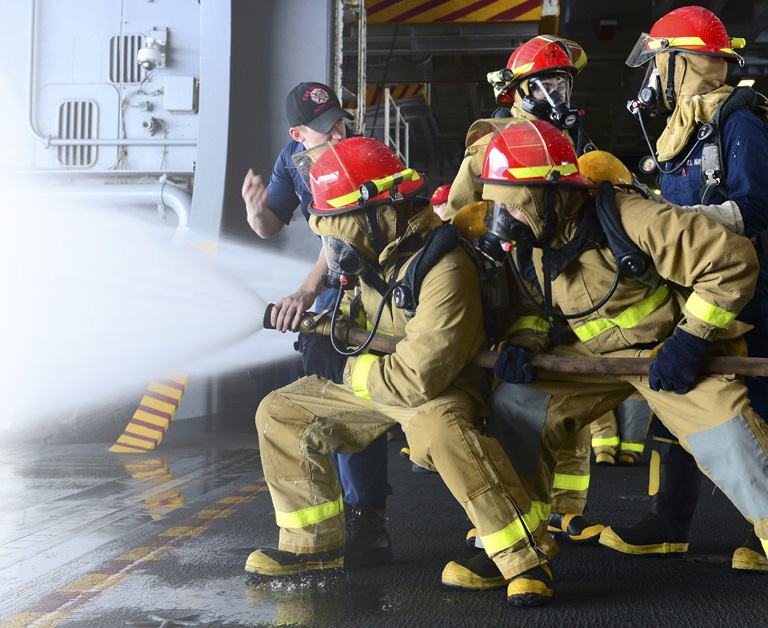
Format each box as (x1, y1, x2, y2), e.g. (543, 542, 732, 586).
(310, 88, 330, 105)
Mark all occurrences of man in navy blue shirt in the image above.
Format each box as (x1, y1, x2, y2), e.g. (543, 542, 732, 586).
(599, 6, 768, 572)
(242, 82, 393, 566)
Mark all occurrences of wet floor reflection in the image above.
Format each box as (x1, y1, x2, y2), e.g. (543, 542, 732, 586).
(0, 443, 261, 594)
(244, 575, 401, 626)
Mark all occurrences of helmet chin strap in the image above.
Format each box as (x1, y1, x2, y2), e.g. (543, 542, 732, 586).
(665, 51, 677, 111)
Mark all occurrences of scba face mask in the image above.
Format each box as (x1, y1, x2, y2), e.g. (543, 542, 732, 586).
(522, 75, 580, 130)
(477, 201, 537, 262)
(634, 60, 663, 116)
(321, 236, 369, 290)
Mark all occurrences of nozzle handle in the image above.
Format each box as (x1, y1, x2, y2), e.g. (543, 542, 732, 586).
(263, 303, 275, 330)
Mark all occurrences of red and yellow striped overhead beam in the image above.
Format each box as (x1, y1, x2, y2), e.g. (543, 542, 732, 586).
(344, 84, 426, 108)
(365, 0, 545, 24)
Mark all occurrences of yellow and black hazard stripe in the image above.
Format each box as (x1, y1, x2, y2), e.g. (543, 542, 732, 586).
(109, 376, 188, 453)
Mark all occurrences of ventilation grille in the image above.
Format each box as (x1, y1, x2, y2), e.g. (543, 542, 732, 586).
(57, 100, 98, 167)
(109, 34, 145, 84)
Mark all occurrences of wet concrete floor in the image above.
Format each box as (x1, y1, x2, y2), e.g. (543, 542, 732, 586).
(0, 430, 766, 627)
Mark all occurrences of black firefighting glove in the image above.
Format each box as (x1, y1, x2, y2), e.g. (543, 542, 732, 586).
(298, 334, 347, 384)
(648, 328, 711, 394)
(494, 343, 537, 384)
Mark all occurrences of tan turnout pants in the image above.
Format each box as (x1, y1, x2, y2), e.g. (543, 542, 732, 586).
(256, 375, 558, 579)
(590, 398, 653, 460)
(500, 364, 768, 542)
(549, 426, 592, 514)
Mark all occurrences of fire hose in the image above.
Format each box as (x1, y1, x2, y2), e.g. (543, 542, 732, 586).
(263, 304, 768, 377)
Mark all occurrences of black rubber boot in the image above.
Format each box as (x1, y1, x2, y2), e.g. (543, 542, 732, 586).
(442, 550, 508, 589)
(600, 439, 701, 555)
(345, 501, 394, 567)
(507, 563, 554, 606)
(548, 513, 604, 543)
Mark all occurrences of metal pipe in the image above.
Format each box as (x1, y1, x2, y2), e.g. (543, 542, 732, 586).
(27, 0, 196, 148)
(263, 305, 768, 378)
(355, 1, 367, 135)
(0, 169, 194, 177)
(34, 181, 191, 230)
(384, 87, 390, 147)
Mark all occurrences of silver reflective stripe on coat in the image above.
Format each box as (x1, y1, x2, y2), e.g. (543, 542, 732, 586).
(488, 382, 551, 477)
(688, 414, 768, 521)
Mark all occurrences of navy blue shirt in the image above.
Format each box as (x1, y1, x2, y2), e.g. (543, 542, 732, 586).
(660, 105, 768, 413)
(266, 140, 314, 225)
(265, 139, 338, 311)
(660, 108, 768, 239)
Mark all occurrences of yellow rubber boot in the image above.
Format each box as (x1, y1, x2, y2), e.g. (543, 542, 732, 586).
(732, 531, 768, 572)
(507, 563, 554, 606)
(548, 513, 604, 543)
(442, 551, 509, 590)
(245, 547, 344, 577)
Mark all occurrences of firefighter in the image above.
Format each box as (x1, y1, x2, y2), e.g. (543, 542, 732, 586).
(241, 82, 393, 567)
(443, 117, 768, 589)
(447, 34, 590, 220)
(600, 6, 768, 571)
(449, 36, 605, 553)
(246, 136, 559, 607)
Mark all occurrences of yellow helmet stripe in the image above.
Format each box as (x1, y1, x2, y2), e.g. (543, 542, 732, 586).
(511, 62, 535, 79)
(326, 169, 420, 209)
(507, 163, 578, 179)
(326, 189, 363, 208)
(647, 36, 706, 50)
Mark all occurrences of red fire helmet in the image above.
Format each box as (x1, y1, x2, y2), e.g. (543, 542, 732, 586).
(626, 5, 745, 67)
(479, 119, 592, 186)
(308, 137, 425, 215)
(494, 36, 587, 104)
(430, 184, 451, 206)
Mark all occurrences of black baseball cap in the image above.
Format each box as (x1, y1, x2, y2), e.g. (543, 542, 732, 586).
(285, 82, 353, 134)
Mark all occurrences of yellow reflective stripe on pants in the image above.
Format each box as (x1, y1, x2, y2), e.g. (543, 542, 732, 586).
(350, 354, 377, 400)
(619, 441, 645, 453)
(531, 501, 550, 524)
(274, 495, 343, 529)
(552, 473, 590, 491)
(480, 505, 541, 555)
(685, 292, 737, 328)
(574, 285, 670, 342)
(592, 436, 620, 447)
